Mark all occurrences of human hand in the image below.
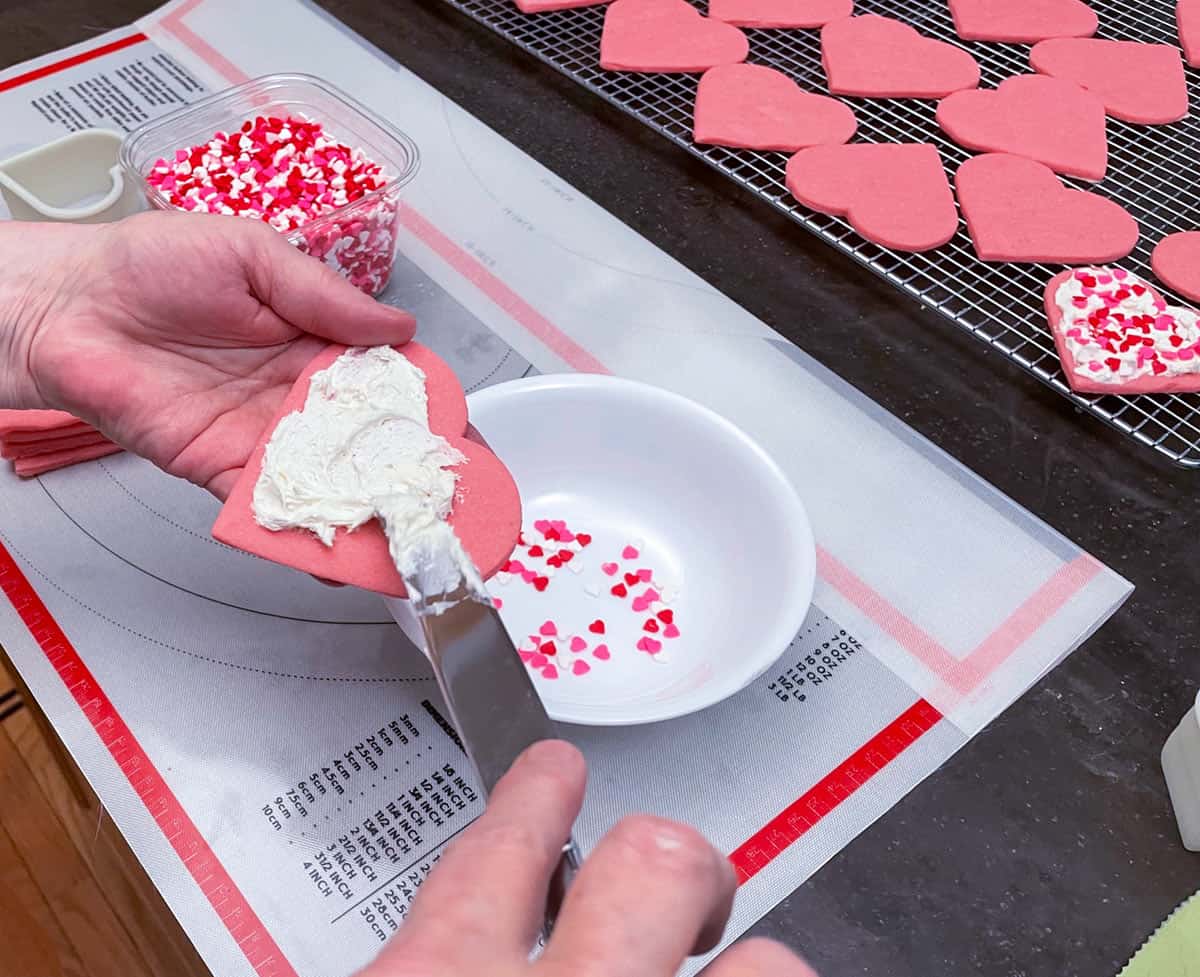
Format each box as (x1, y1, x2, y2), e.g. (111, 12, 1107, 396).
(2, 211, 414, 498)
(357, 741, 815, 977)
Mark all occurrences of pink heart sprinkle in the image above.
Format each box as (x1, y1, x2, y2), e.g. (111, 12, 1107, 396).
(550, 520, 568, 532)
(529, 653, 548, 668)
(570, 636, 588, 652)
(642, 588, 661, 603)
(542, 665, 559, 680)
(572, 660, 591, 676)
(593, 644, 611, 660)
(559, 530, 576, 543)
(518, 649, 534, 662)
(632, 597, 651, 613)
(539, 621, 558, 637)
(664, 624, 681, 639)
(521, 570, 537, 583)
(533, 519, 552, 533)
(622, 545, 640, 560)
(602, 562, 619, 576)
(493, 597, 503, 610)
(637, 568, 653, 582)
(637, 637, 663, 654)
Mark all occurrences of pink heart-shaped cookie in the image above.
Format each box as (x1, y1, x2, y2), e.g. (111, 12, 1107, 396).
(949, 0, 1097, 42)
(1180, 0, 1200, 68)
(955, 154, 1137, 264)
(600, 0, 748, 73)
(514, 0, 608, 10)
(694, 63, 857, 151)
(1045, 266, 1200, 394)
(708, 0, 851, 28)
(936, 74, 1107, 181)
(1152, 231, 1200, 303)
(1030, 38, 1188, 125)
(821, 14, 980, 98)
(212, 343, 522, 597)
(785, 143, 958, 253)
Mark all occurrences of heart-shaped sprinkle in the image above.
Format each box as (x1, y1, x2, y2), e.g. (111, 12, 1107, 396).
(529, 653, 548, 668)
(568, 561, 584, 575)
(518, 649, 534, 663)
(572, 660, 591, 676)
(539, 621, 558, 637)
(632, 596, 652, 613)
(570, 636, 588, 652)
(637, 568, 653, 582)
(624, 572, 640, 586)
(657, 609, 674, 624)
(637, 637, 663, 654)
(602, 562, 619, 576)
(644, 619, 661, 633)
(558, 549, 574, 563)
(611, 583, 628, 598)
(505, 559, 525, 573)
(642, 588, 661, 603)
(541, 640, 557, 656)
(622, 545, 640, 560)
(589, 619, 607, 634)
(584, 583, 601, 597)
(534, 576, 550, 592)
(493, 597, 503, 610)
(545, 529, 561, 541)
(521, 570, 537, 584)
(593, 644, 612, 660)
(542, 665, 559, 679)
(576, 533, 592, 547)
(533, 519, 552, 534)
(527, 545, 544, 558)
(664, 624, 681, 638)
(547, 556, 563, 568)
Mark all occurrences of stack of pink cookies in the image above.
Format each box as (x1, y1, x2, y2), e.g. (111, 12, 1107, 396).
(0, 410, 121, 478)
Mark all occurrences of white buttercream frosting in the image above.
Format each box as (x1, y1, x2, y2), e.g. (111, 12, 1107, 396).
(252, 346, 482, 604)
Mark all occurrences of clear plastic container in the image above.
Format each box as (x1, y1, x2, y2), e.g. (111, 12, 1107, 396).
(120, 73, 420, 296)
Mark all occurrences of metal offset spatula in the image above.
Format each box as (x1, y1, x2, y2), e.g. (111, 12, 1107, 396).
(404, 565, 582, 938)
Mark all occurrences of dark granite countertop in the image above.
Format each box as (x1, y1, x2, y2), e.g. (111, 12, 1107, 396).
(8, 2, 1200, 974)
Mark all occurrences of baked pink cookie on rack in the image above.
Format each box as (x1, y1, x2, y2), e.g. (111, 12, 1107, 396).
(948, 0, 1097, 42)
(212, 343, 521, 598)
(694, 63, 857, 150)
(708, 0, 852, 28)
(514, 0, 608, 10)
(785, 142, 958, 252)
(1179, 0, 1200, 67)
(1152, 232, 1200, 303)
(821, 14, 980, 98)
(1045, 267, 1200, 395)
(955, 154, 1137, 263)
(936, 74, 1108, 181)
(600, 0, 748, 72)
(1030, 38, 1188, 124)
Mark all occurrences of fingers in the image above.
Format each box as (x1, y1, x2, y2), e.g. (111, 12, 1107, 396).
(375, 740, 586, 969)
(706, 938, 817, 977)
(240, 222, 416, 347)
(538, 815, 736, 977)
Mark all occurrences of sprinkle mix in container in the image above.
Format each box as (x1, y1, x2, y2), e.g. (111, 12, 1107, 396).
(121, 74, 420, 296)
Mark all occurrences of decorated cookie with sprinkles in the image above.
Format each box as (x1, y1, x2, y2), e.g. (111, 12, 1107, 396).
(1045, 266, 1200, 394)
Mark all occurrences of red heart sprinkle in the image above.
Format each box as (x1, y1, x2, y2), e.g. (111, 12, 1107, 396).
(576, 533, 592, 547)
(558, 549, 574, 563)
(588, 620, 606, 634)
(547, 556, 563, 568)
(657, 609, 674, 624)
(544, 529, 561, 541)
(644, 619, 660, 633)
(611, 583, 628, 598)
(1105, 357, 1121, 370)
(527, 545, 544, 557)
(541, 641, 557, 656)
(534, 576, 550, 592)
(624, 572, 640, 586)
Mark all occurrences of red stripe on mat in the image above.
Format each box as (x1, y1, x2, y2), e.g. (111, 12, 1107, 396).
(729, 698, 943, 883)
(0, 542, 299, 977)
(0, 34, 147, 93)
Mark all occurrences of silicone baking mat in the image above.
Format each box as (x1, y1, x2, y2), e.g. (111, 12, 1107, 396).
(443, 0, 1200, 469)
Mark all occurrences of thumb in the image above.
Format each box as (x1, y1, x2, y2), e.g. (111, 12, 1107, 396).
(242, 220, 416, 346)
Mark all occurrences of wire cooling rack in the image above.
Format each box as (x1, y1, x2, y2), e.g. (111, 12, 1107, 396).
(443, 0, 1200, 468)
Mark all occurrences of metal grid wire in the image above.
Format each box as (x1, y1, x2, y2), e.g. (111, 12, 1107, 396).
(443, 0, 1200, 468)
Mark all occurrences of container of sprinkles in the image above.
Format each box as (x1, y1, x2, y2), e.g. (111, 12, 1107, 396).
(120, 73, 419, 296)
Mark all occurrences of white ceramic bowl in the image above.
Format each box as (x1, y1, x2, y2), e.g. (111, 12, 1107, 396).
(466, 375, 815, 726)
